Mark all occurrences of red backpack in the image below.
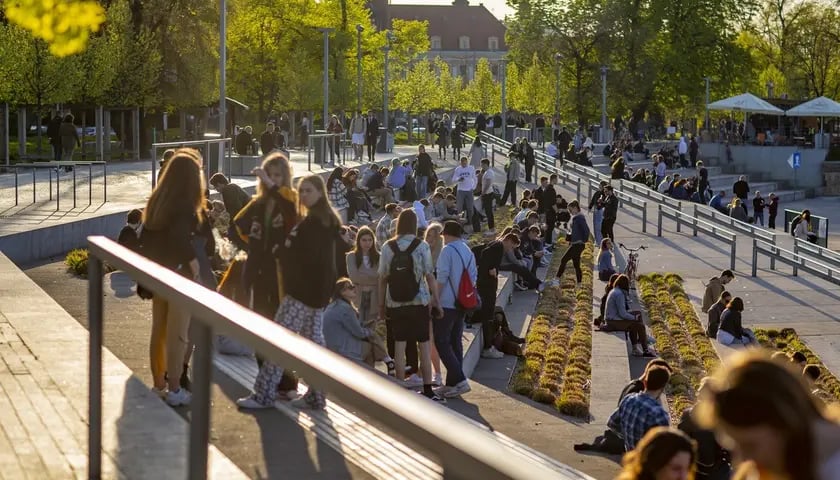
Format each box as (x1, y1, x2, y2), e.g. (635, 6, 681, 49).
(449, 246, 480, 312)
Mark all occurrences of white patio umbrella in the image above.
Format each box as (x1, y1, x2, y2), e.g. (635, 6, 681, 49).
(785, 96, 840, 148)
(706, 92, 785, 115)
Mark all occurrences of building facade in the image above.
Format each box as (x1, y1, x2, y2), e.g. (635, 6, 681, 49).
(367, 0, 508, 82)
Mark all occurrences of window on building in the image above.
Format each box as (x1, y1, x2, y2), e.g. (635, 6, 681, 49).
(488, 37, 499, 51)
(459, 36, 470, 50)
(430, 36, 441, 50)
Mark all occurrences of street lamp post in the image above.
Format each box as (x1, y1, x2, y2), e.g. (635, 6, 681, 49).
(600, 65, 608, 143)
(319, 28, 334, 129)
(704, 76, 710, 132)
(356, 24, 364, 113)
(500, 59, 507, 142)
(383, 31, 394, 136)
(219, 0, 227, 141)
(554, 53, 562, 121)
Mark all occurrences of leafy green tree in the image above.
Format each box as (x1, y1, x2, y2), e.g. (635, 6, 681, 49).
(4, 0, 106, 56)
(433, 57, 464, 113)
(102, 0, 162, 108)
(392, 58, 437, 140)
(464, 58, 500, 114)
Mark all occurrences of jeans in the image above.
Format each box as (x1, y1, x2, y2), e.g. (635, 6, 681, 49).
(433, 308, 466, 386)
(416, 175, 429, 199)
(754, 211, 764, 226)
(481, 193, 494, 230)
(593, 209, 603, 245)
(500, 180, 517, 206)
(456, 190, 474, 225)
(556, 243, 585, 282)
(717, 328, 755, 346)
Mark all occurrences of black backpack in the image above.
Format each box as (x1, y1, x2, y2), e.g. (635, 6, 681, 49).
(387, 238, 422, 302)
(790, 216, 801, 236)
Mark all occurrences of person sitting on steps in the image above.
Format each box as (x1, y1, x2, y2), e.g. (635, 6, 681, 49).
(604, 274, 656, 357)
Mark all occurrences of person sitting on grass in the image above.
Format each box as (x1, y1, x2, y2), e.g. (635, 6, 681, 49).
(716, 297, 756, 346)
(118, 208, 143, 252)
(604, 275, 655, 357)
(597, 238, 617, 282)
(607, 364, 672, 451)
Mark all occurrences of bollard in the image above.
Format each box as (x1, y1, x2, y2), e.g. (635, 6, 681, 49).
(770, 236, 776, 271)
(491, 144, 495, 168)
(657, 204, 663, 237)
(73, 166, 77, 209)
(692, 216, 698, 237)
(676, 209, 682, 233)
(730, 240, 736, 270)
(751, 239, 758, 277)
(575, 178, 581, 202)
(641, 201, 648, 233)
(793, 241, 799, 277)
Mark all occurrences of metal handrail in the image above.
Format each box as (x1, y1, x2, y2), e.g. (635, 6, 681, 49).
(85, 236, 589, 480)
(619, 179, 683, 211)
(793, 238, 840, 276)
(4, 161, 107, 210)
(307, 132, 347, 170)
(658, 204, 736, 269)
(752, 238, 840, 286)
(586, 178, 648, 233)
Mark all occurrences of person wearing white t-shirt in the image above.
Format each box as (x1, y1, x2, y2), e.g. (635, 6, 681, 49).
(479, 158, 496, 235)
(451, 156, 477, 229)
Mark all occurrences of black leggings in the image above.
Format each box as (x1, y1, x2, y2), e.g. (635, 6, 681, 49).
(607, 319, 648, 349)
(601, 217, 616, 242)
(555, 243, 585, 283)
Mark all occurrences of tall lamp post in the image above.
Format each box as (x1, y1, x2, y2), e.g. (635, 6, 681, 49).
(500, 58, 507, 141)
(356, 24, 364, 113)
(704, 76, 710, 132)
(383, 31, 395, 135)
(600, 65, 608, 143)
(554, 53, 562, 121)
(219, 0, 227, 141)
(319, 28, 334, 129)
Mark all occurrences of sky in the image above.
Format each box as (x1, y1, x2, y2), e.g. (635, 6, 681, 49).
(389, 0, 516, 21)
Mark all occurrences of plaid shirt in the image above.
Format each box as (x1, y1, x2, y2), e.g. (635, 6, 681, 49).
(607, 392, 670, 450)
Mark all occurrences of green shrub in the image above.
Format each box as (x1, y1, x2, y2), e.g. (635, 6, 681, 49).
(65, 249, 90, 277)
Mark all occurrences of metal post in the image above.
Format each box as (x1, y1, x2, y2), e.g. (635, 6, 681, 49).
(491, 144, 495, 168)
(320, 28, 334, 130)
(188, 322, 213, 480)
(87, 255, 103, 479)
(793, 241, 799, 277)
(49, 169, 53, 200)
(383, 32, 394, 135)
(89, 164, 93, 206)
(220, 0, 227, 143)
(751, 239, 758, 277)
(56, 167, 60, 212)
(641, 202, 647, 233)
(575, 178, 581, 202)
(103, 163, 107, 203)
(657, 204, 663, 237)
(32, 168, 35, 204)
(14, 168, 18, 206)
(72, 166, 76, 208)
(501, 59, 507, 142)
(600, 66, 608, 144)
(704, 77, 710, 132)
(3, 103, 8, 166)
(356, 24, 364, 113)
(730, 240, 736, 270)
(692, 206, 698, 236)
(676, 210, 681, 233)
(307, 135, 312, 171)
(770, 237, 776, 271)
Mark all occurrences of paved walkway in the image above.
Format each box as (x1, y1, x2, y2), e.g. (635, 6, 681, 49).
(0, 253, 246, 479)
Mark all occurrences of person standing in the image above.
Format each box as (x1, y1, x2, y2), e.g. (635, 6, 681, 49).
(326, 115, 343, 166)
(278, 113, 291, 148)
(237, 174, 341, 410)
(469, 137, 483, 169)
(701, 270, 735, 313)
(550, 200, 590, 287)
(601, 185, 619, 243)
(767, 193, 779, 229)
(378, 209, 445, 401)
(752, 191, 766, 227)
(433, 221, 476, 398)
(500, 154, 520, 207)
(732, 175, 750, 203)
(696, 160, 709, 202)
(479, 158, 495, 235)
(523, 137, 536, 184)
(349, 111, 367, 162)
(474, 112, 487, 135)
(589, 181, 607, 245)
(450, 122, 462, 161)
(365, 111, 380, 162)
(139, 150, 205, 406)
(451, 157, 477, 230)
(300, 113, 310, 149)
(47, 112, 63, 163)
(677, 136, 688, 168)
(260, 123, 277, 155)
(543, 175, 558, 245)
(436, 115, 450, 160)
(59, 114, 81, 164)
(415, 145, 434, 200)
(689, 134, 699, 167)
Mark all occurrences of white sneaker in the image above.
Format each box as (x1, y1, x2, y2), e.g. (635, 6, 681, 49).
(481, 346, 505, 359)
(433, 385, 452, 397)
(443, 380, 471, 398)
(432, 373, 442, 386)
(166, 388, 192, 407)
(544, 278, 560, 288)
(236, 395, 272, 409)
(404, 374, 423, 388)
(151, 386, 167, 399)
(632, 345, 644, 357)
(484, 229, 496, 236)
(537, 282, 547, 293)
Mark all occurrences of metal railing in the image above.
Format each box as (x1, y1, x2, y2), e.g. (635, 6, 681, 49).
(693, 204, 778, 270)
(793, 238, 840, 276)
(586, 178, 648, 233)
(85, 236, 588, 480)
(619, 179, 683, 211)
(307, 133, 347, 170)
(752, 238, 840, 287)
(5, 161, 107, 211)
(151, 138, 233, 189)
(658, 204, 736, 269)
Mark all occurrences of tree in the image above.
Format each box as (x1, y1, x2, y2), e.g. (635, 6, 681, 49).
(513, 54, 552, 116)
(392, 58, 437, 140)
(464, 58, 500, 114)
(434, 57, 464, 113)
(4, 0, 106, 56)
(102, 0, 162, 108)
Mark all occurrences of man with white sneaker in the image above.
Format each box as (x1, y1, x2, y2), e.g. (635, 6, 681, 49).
(433, 221, 476, 398)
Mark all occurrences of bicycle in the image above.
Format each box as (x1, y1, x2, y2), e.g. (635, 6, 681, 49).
(619, 243, 647, 289)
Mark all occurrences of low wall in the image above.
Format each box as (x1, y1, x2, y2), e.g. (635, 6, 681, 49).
(699, 142, 825, 189)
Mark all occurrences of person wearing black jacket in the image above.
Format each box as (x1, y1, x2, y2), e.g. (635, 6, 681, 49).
(365, 111, 380, 162)
(260, 123, 277, 155)
(238, 174, 341, 411)
(558, 127, 572, 154)
(523, 138, 535, 183)
(589, 181, 607, 245)
(601, 185, 619, 242)
(474, 240, 504, 357)
(732, 176, 749, 203)
(475, 112, 487, 135)
(47, 113, 62, 163)
(679, 378, 731, 479)
(542, 176, 558, 244)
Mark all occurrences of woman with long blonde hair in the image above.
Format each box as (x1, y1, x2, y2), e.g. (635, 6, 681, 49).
(233, 151, 301, 395)
(695, 350, 840, 480)
(140, 149, 205, 406)
(238, 174, 342, 410)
